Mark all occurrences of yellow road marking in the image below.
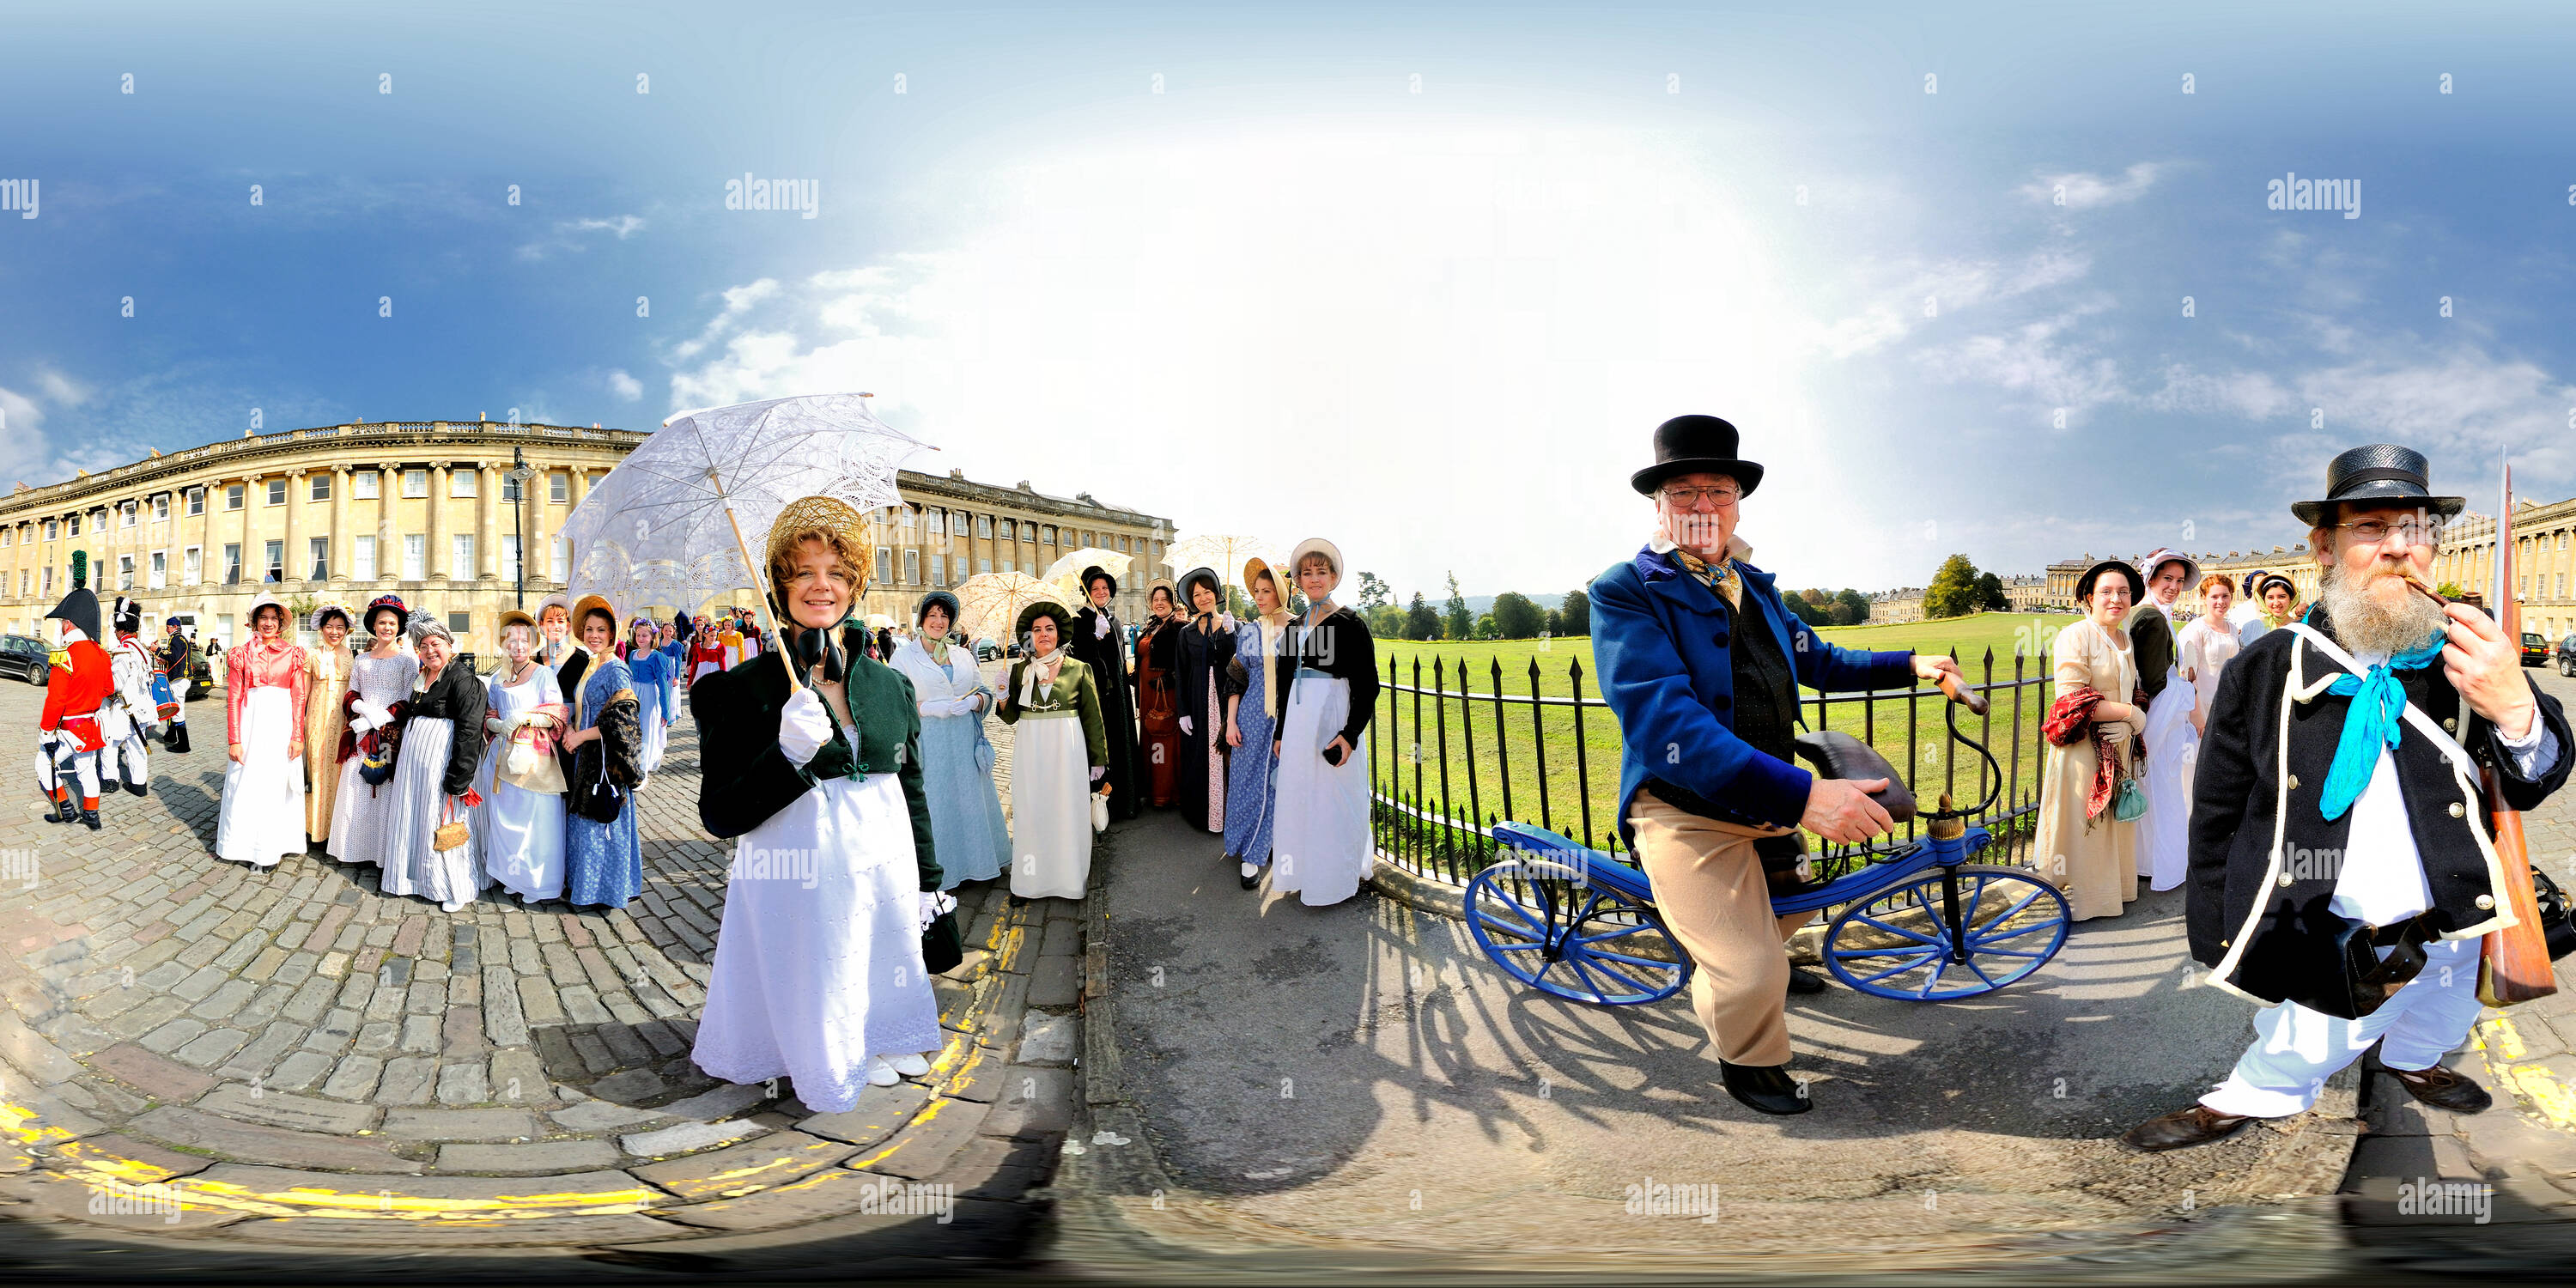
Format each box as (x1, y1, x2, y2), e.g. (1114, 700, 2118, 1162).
(2475, 1013, 2576, 1130)
(15, 893, 1036, 1222)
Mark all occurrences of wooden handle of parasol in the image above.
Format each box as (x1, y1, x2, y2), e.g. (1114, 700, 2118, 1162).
(717, 480, 803, 694)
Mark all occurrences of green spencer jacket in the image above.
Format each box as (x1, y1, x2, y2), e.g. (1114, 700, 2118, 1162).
(690, 629, 943, 892)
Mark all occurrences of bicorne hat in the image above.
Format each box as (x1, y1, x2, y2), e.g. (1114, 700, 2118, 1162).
(1631, 414, 1765, 498)
(2290, 444, 2465, 527)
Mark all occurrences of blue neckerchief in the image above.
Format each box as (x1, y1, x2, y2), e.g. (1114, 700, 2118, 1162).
(2317, 629, 2448, 821)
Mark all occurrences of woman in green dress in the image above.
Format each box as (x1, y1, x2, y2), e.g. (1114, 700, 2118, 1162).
(998, 602, 1108, 902)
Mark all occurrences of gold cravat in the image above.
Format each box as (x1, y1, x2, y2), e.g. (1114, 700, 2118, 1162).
(1671, 545, 1741, 610)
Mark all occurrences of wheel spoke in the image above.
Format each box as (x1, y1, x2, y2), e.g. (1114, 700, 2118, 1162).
(1849, 911, 1945, 946)
(1564, 952, 1616, 1002)
(1570, 953, 1662, 996)
(1573, 920, 1660, 945)
(1489, 941, 1547, 952)
(1848, 951, 1938, 986)
(1579, 947, 1681, 969)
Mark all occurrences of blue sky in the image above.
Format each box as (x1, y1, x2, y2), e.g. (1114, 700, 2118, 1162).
(6, 2, 2576, 601)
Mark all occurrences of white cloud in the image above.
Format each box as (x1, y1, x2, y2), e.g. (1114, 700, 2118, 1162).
(657, 127, 1814, 598)
(1909, 308, 2127, 420)
(517, 213, 647, 260)
(606, 368, 643, 401)
(1805, 252, 2091, 359)
(2019, 162, 2161, 210)
(571, 215, 644, 240)
(36, 368, 89, 406)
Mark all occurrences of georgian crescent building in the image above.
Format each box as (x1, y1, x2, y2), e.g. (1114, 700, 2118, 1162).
(0, 418, 1174, 653)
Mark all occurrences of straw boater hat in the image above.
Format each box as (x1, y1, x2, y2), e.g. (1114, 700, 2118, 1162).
(496, 608, 538, 639)
(1288, 538, 1345, 598)
(765, 495, 873, 580)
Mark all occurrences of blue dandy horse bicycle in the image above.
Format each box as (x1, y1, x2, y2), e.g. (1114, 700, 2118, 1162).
(1467, 675, 2070, 1005)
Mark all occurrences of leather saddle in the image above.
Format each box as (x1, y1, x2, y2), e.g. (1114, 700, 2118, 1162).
(1791, 731, 1917, 826)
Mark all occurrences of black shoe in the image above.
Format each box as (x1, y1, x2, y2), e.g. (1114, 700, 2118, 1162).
(1717, 1060, 1812, 1115)
(1786, 966, 1827, 994)
(2121, 1104, 2253, 1151)
(1240, 864, 1261, 890)
(44, 795, 72, 824)
(167, 725, 191, 754)
(82, 807, 102, 831)
(2388, 1064, 2494, 1114)
(125, 780, 149, 798)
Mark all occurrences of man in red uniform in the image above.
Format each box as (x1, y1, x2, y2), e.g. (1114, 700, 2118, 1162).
(37, 586, 112, 829)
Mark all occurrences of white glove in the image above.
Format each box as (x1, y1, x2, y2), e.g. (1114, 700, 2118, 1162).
(779, 687, 833, 766)
(1090, 766, 1107, 784)
(1178, 715, 1193, 735)
(918, 889, 956, 928)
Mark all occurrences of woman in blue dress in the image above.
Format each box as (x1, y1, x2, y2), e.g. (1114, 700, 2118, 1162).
(623, 616, 674, 777)
(1224, 558, 1292, 890)
(557, 595, 644, 908)
(890, 590, 1012, 888)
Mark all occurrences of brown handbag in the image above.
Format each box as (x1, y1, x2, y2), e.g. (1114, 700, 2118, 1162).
(434, 795, 471, 853)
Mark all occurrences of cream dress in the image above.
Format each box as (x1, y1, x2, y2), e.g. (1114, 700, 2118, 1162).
(2033, 617, 2140, 921)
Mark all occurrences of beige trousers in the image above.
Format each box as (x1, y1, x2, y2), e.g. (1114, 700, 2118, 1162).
(1627, 787, 1817, 1066)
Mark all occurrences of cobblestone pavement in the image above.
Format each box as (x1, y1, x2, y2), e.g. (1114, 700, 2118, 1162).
(0, 666, 1083, 1272)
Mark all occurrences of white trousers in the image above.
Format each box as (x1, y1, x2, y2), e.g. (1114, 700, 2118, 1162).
(2201, 935, 2486, 1117)
(34, 733, 101, 803)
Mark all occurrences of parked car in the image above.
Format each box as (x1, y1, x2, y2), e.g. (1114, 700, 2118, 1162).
(976, 639, 1001, 663)
(0, 635, 47, 685)
(2556, 634, 2576, 677)
(2522, 633, 2550, 667)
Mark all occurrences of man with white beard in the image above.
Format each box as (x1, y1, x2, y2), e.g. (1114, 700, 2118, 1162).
(2124, 445, 2571, 1151)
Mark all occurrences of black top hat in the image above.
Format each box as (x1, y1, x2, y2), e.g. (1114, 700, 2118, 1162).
(2072, 558, 2145, 604)
(1631, 414, 1766, 498)
(1080, 564, 1118, 597)
(2290, 444, 2465, 527)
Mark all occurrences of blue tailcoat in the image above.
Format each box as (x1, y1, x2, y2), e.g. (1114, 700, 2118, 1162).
(1591, 545, 1916, 845)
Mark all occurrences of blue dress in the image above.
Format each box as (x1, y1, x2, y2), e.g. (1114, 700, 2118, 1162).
(654, 641, 687, 724)
(627, 647, 674, 773)
(890, 638, 1013, 888)
(565, 655, 645, 907)
(1223, 618, 1287, 867)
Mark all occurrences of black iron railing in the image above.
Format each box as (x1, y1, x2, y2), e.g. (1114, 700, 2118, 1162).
(1368, 647, 2053, 885)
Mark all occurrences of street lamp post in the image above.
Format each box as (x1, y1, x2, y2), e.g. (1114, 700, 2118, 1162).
(507, 447, 535, 611)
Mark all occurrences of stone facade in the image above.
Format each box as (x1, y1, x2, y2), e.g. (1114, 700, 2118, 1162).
(0, 419, 1172, 653)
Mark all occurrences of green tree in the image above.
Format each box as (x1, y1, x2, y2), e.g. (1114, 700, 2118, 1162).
(1973, 572, 2010, 612)
(1492, 592, 1545, 638)
(1365, 604, 1407, 638)
(1785, 593, 1828, 627)
(1558, 587, 1589, 635)
(1355, 571, 1393, 611)
(1924, 554, 1983, 619)
(1443, 572, 1473, 641)
(1405, 592, 1442, 641)
(1836, 587, 1871, 625)
(1474, 611, 1498, 639)
(1545, 608, 1564, 635)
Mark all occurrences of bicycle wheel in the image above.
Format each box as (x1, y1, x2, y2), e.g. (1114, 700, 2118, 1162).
(1464, 857, 1690, 1005)
(1822, 863, 2069, 1000)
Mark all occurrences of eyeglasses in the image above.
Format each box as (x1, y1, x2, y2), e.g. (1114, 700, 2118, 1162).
(1659, 486, 1741, 510)
(2336, 519, 2445, 544)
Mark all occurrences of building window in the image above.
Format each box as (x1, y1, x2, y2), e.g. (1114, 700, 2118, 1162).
(502, 534, 521, 580)
(223, 543, 242, 584)
(398, 469, 428, 498)
(186, 488, 204, 515)
(16, 570, 26, 597)
(118, 554, 134, 590)
(305, 474, 328, 501)
(404, 534, 426, 580)
(903, 549, 920, 586)
(353, 536, 376, 580)
(266, 478, 287, 506)
(225, 483, 244, 510)
(67, 513, 80, 536)
(999, 519, 1015, 540)
(979, 557, 992, 574)
(149, 550, 166, 589)
(450, 470, 477, 499)
(1001, 560, 1015, 574)
(952, 555, 967, 581)
(452, 534, 474, 574)
(216, 613, 233, 646)
(448, 611, 471, 635)
(876, 548, 893, 584)
(930, 554, 945, 586)
(264, 540, 284, 582)
(552, 538, 568, 580)
(184, 546, 201, 585)
(152, 495, 168, 522)
(550, 472, 569, 503)
(977, 516, 993, 539)
(41, 567, 52, 595)
(43, 519, 57, 540)
(951, 512, 968, 537)
(309, 537, 330, 580)
(353, 470, 380, 499)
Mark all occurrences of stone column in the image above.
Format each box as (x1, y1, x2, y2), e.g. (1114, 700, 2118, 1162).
(330, 465, 350, 585)
(282, 469, 303, 586)
(478, 462, 499, 579)
(428, 464, 448, 580)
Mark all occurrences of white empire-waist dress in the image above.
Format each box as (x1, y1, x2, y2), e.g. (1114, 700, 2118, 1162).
(475, 663, 567, 902)
(327, 651, 420, 867)
(2201, 645, 2562, 1118)
(215, 639, 309, 868)
(2137, 600, 2196, 892)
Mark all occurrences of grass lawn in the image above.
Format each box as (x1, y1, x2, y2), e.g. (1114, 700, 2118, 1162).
(1369, 612, 2069, 875)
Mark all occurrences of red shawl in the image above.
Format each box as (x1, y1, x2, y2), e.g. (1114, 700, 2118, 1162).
(2043, 683, 2123, 820)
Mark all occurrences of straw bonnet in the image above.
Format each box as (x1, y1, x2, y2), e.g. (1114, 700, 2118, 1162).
(496, 607, 538, 639)
(1242, 556, 1284, 606)
(765, 495, 873, 579)
(570, 593, 619, 636)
